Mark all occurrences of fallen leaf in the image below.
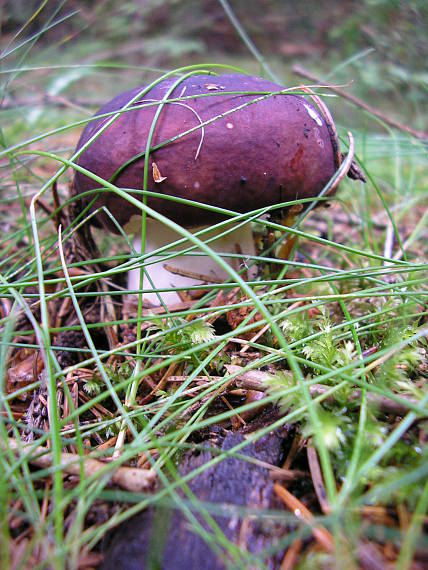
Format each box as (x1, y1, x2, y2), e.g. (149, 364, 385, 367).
(205, 83, 224, 91)
(152, 162, 167, 183)
(7, 350, 44, 393)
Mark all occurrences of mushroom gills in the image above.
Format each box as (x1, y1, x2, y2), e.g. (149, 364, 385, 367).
(127, 220, 257, 306)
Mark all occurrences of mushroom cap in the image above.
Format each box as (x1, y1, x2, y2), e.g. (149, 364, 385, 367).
(72, 74, 341, 231)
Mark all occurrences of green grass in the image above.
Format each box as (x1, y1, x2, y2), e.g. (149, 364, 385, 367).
(1, 1, 427, 569)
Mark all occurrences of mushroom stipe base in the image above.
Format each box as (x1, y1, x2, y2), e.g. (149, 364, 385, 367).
(127, 219, 257, 306)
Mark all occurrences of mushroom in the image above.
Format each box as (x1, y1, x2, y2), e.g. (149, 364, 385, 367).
(72, 73, 363, 306)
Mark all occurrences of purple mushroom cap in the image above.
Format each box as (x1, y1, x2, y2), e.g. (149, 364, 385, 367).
(72, 73, 342, 231)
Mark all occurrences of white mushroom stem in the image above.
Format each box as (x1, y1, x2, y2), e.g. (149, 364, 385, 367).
(127, 220, 257, 306)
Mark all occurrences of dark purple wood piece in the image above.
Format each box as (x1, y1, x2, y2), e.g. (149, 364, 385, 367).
(102, 431, 287, 569)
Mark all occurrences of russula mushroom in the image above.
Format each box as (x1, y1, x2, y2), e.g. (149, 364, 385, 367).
(72, 73, 363, 306)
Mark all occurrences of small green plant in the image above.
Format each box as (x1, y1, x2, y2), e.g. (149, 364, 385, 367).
(375, 323, 425, 391)
(149, 317, 216, 358)
(280, 306, 356, 374)
(83, 361, 134, 396)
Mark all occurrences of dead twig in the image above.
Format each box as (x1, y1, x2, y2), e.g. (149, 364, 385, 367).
(292, 65, 428, 141)
(225, 365, 423, 417)
(6, 438, 156, 493)
(0, 94, 96, 112)
(163, 263, 224, 283)
(274, 483, 334, 552)
(139, 361, 180, 405)
(307, 443, 330, 514)
(282, 433, 303, 471)
(280, 538, 303, 570)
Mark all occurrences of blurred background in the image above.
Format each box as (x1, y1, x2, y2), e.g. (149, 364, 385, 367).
(1, 0, 427, 136)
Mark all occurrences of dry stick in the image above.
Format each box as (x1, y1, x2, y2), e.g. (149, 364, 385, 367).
(282, 434, 302, 472)
(307, 443, 331, 515)
(167, 375, 224, 384)
(224, 365, 422, 417)
(239, 322, 270, 355)
(220, 395, 245, 427)
(100, 283, 119, 349)
(280, 538, 303, 570)
(292, 64, 428, 141)
(134, 299, 198, 315)
(29, 196, 55, 218)
(274, 483, 334, 553)
(0, 94, 96, 112)
(163, 263, 224, 283)
(6, 438, 156, 493)
(51, 181, 64, 231)
(139, 361, 180, 406)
